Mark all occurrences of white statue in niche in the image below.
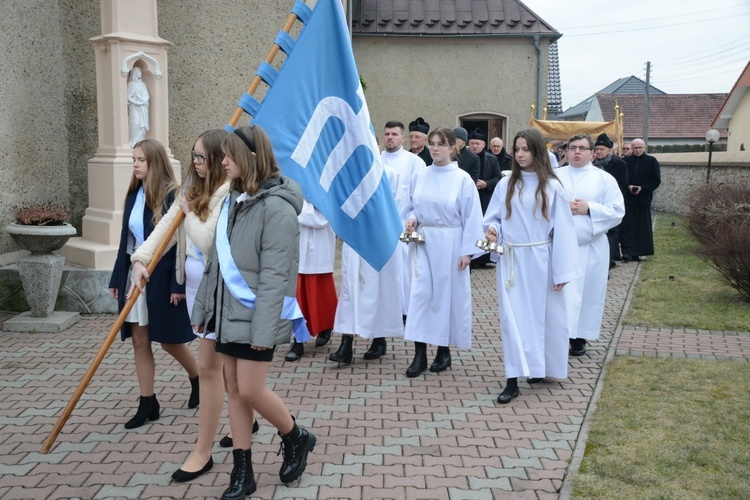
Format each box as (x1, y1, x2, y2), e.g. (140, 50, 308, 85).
(127, 67, 150, 147)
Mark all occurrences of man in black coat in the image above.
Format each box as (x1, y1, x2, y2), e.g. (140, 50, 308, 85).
(621, 138, 661, 261)
(593, 133, 629, 267)
(452, 127, 479, 182)
(489, 137, 512, 172)
(408, 117, 432, 166)
(468, 128, 502, 268)
(468, 128, 502, 213)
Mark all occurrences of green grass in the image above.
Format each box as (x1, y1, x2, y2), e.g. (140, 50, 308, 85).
(573, 213, 750, 498)
(624, 213, 750, 331)
(573, 357, 750, 499)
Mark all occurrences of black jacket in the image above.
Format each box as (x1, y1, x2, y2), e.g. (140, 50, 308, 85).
(493, 148, 512, 172)
(477, 150, 502, 212)
(456, 146, 479, 183)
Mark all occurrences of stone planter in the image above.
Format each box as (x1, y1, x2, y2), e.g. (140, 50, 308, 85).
(5, 223, 77, 317)
(5, 223, 77, 254)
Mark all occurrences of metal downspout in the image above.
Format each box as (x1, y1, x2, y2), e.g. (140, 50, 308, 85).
(534, 34, 542, 119)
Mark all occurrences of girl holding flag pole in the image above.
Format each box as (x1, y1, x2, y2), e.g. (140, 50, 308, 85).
(191, 125, 316, 498)
(130, 129, 256, 482)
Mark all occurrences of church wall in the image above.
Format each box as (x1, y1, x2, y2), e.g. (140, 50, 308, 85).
(352, 36, 550, 143)
(0, 1, 94, 254)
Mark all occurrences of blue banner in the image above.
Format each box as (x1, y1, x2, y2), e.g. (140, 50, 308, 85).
(243, 0, 401, 271)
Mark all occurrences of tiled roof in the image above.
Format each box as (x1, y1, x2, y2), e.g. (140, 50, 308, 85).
(712, 61, 750, 129)
(558, 76, 665, 119)
(351, 0, 560, 36)
(598, 76, 665, 96)
(597, 94, 729, 140)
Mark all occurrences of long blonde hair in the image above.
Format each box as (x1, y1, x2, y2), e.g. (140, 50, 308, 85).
(128, 139, 178, 226)
(183, 129, 228, 221)
(222, 125, 280, 195)
(505, 128, 558, 221)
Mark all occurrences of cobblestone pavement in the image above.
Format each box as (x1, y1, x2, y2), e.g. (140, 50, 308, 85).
(2, 259, 746, 499)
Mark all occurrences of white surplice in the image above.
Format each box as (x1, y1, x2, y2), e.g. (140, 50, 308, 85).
(381, 148, 426, 314)
(403, 162, 485, 349)
(333, 166, 404, 340)
(556, 163, 625, 340)
(298, 199, 335, 275)
(483, 171, 581, 379)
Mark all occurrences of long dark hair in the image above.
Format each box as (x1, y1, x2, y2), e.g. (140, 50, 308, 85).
(129, 139, 178, 226)
(505, 128, 558, 221)
(183, 129, 228, 221)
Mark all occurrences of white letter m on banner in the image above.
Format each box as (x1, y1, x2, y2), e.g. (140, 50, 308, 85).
(291, 86, 383, 219)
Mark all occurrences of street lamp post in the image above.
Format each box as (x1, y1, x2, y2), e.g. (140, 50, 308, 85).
(705, 129, 720, 184)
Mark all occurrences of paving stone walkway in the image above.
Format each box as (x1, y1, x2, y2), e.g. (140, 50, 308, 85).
(1, 259, 746, 499)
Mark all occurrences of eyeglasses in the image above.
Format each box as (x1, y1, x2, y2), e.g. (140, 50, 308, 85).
(191, 151, 207, 165)
(428, 142, 448, 148)
(568, 146, 591, 152)
(632, 146, 645, 150)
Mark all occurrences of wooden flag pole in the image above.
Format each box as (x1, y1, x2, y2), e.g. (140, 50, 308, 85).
(40, 211, 184, 454)
(228, 2, 305, 127)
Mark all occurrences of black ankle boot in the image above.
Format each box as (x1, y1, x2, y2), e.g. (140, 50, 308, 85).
(497, 378, 520, 404)
(429, 346, 451, 373)
(220, 419, 259, 448)
(188, 376, 200, 409)
(406, 342, 428, 378)
(328, 334, 353, 364)
(285, 341, 305, 362)
(278, 422, 317, 483)
(363, 338, 387, 360)
(124, 394, 159, 429)
(220, 449, 256, 500)
(315, 329, 332, 347)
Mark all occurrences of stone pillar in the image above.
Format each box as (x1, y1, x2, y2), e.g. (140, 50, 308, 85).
(59, 0, 180, 270)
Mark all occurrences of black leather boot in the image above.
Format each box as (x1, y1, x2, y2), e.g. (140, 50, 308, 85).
(278, 422, 317, 483)
(429, 346, 451, 373)
(220, 448, 256, 499)
(405, 342, 428, 378)
(315, 329, 332, 347)
(188, 376, 200, 409)
(363, 338, 387, 360)
(124, 394, 159, 429)
(497, 378, 520, 404)
(328, 334, 354, 364)
(285, 341, 305, 362)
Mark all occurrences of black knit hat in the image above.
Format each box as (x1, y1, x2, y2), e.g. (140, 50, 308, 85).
(468, 127, 487, 142)
(595, 133, 613, 148)
(408, 117, 429, 135)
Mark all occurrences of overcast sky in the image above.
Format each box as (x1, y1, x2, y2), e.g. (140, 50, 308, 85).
(521, 0, 750, 111)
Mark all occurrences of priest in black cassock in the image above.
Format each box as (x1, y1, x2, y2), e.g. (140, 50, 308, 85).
(621, 138, 661, 261)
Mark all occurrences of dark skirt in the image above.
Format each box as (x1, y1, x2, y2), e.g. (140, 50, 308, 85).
(215, 341, 276, 362)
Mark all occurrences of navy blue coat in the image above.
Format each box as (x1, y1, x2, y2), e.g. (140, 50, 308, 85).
(109, 188, 193, 343)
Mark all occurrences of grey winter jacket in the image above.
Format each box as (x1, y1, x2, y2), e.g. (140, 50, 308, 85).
(191, 176, 303, 348)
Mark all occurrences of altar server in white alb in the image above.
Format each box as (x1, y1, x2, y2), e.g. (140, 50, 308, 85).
(483, 128, 581, 405)
(380, 120, 426, 320)
(327, 166, 405, 365)
(402, 127, 485, 378)
(556, 134, 624, 357)
(284, 199, 338, 361)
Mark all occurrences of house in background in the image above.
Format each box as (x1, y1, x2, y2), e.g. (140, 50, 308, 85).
(557, 76, 727, 149)
(596, 93, 728, 149)
(351, 0, 561, 144)
(557, 76, 665, 122)
(712, 61, 750, 152)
